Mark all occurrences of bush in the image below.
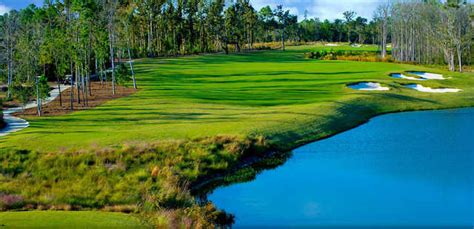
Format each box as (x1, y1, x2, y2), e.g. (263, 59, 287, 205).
(12, 84, 34, 108)
(0, 136, 272, 227)
(115, 63, 132, 86)
(0, 194, 25, 210)
(304, 52, 314, 59)
(36, 75, 50, 101)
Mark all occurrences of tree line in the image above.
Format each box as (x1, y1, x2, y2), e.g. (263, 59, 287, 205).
(0, 0, 383, 112)
(375, 0, 473, 71)
(0, 0, 471, 114)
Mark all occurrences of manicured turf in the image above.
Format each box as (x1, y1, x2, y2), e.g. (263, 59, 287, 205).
(1, 44, 473, 152)
(0, 211, 146, 228)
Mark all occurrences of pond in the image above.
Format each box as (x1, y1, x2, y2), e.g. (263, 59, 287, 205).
(208, 108, 474, 227)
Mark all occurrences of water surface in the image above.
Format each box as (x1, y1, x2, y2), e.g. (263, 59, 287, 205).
(208, 108, 474, 227)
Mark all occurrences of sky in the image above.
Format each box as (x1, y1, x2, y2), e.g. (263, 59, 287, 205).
(0, 0, 383, 21)
(250, 0, 383, 21)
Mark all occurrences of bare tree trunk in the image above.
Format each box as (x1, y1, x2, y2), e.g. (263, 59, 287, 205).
(7, 59, 12, 99)
(444, 49, 455, 71)
(109, 32, 116, 95)
(127, 45, 137, 89)
(108, 0, 116, 95)
(456, 44, 462, 72)
(281, 29, 285, 51)
(148, 15, 153, 55)
(57, 78, 62, 107)
(381, 18, 387, 58)
(81, 65, 87, 106)
(99, 60, 104, 85)
(347, 30, 351, 43)
(76, 64, 81, 104)
(70, 62, 74, 110)
(35, 77, 41, 116)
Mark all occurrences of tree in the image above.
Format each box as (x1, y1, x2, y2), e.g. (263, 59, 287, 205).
(374, 2, 390, 58)
(259, 6, 275, 42)
(386, 0, 472, 71)
(107, 0, 117, 95)
(343, 11, 356, 43)
(118, 0, 137, 89)
(274, 5, 290, 51)
(354, 17, 368, 44)
(13, 84, 33, 110)
(1, 11, 19, 99)
(34, 75, 50, 116)
(207, 0, 225, 53)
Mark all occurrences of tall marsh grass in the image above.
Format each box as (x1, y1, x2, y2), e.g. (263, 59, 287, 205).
(0, 135, 270, 227)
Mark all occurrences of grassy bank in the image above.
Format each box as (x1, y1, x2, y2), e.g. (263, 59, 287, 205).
(1, 44, 473, 226)
(0, 211, 146, 228)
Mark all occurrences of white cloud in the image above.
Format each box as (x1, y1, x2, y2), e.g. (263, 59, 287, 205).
(310, 0, 380, 21)
(251, 0, 383, 21)
(251, 0, 300, 16)
(0, 4, 11, 15)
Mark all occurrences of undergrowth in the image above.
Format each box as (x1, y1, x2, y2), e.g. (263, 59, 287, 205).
(0, 135, 271, 227)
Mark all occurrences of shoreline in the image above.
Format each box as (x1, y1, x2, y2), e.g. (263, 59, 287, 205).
(193, 105, 474, 195)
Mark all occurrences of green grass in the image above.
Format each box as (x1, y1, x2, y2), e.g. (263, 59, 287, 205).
(0, 44, 473, 227)
(292, 43, 381, 52)
(0, 211, 146, 228)
(1, 44, 472, 152)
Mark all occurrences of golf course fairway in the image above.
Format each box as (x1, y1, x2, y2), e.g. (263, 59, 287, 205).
(1, 44, 473, 227)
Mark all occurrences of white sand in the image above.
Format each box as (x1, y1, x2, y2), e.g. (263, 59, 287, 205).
(408, 72, 445, 80)
(405, 84, 461, 93)
(325, 43, 339, 47)
(0, 84, 70, 137)
(348, 82, 390, 91)
(390, 73, 425, 81)
(351, 44, 362, 48)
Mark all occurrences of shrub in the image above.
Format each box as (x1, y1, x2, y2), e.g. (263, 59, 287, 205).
(115, 63, 132, 86)
(0, 194, 25, 210)
(13, 84, 34, 108)
(0, 136, 272, 227)
(36, 75, 50, 101)
(304, 52, 314, 59)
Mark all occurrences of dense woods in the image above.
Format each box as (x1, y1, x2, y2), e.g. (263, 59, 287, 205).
(0, 0, 472, 116)
(387, 0, 472, 72)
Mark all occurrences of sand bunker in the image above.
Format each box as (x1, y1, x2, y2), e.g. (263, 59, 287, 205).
(408, 71, 445, 80)
(348, 82, 390, 91)
(325, 43, 339, 47)
(405, 84, 461, 93)
(390, 73, 425, 81)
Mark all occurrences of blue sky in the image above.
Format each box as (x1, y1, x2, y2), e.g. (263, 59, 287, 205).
(0, 0, 383, 21)
(251, 0, 383, 21)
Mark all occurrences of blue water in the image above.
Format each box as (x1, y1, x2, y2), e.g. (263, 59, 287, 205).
(208, 108, 474, 227)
